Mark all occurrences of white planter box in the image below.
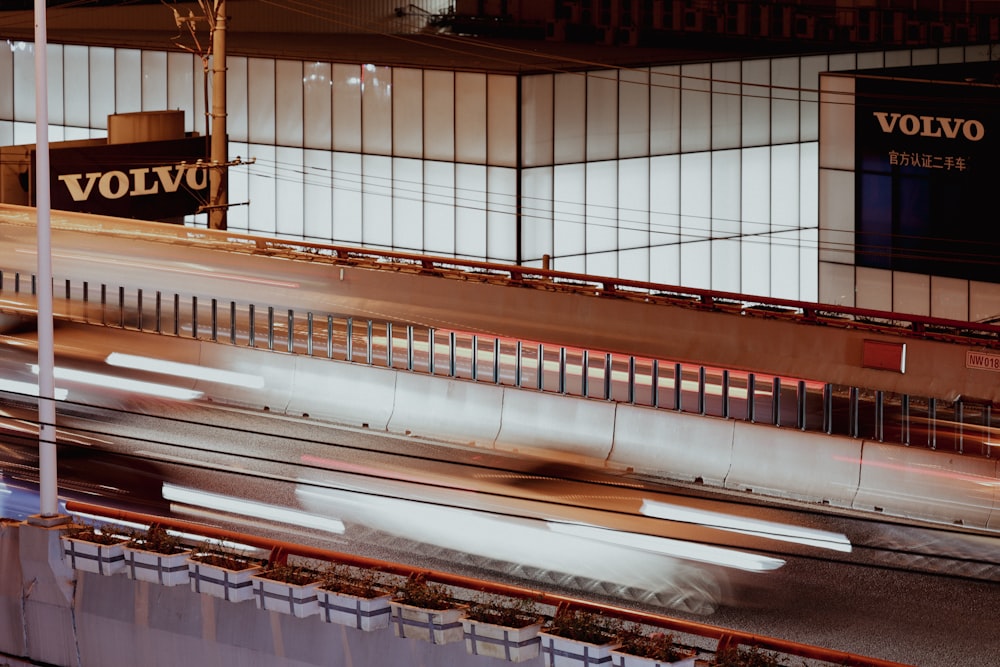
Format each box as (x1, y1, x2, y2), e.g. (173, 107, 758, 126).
(463, 618, 543, 663)
(610, 649, 698, 667)
(251, 575, 320, 618)
(123, 546, 194, 587)
(318, 589, 393, 632)
(390, 601, 466, 645)
(188, 558, 263, 602)
(62, 536, 126, 576)
(539, 631, 618, 667)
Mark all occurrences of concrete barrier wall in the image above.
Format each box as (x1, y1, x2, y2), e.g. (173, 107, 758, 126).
(195, 344, 296, 414)
(494, 391, 617, 463)
(287, 355, 397, 429)
(387, 373, 504, 447)
(726, 423, 863, 508)
(854, 442, 999, 529)
(609, 405, 735, 487)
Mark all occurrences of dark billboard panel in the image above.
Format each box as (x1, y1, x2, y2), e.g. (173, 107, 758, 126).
(855, 76, 1000, 283)
(34, 135, 209, 222)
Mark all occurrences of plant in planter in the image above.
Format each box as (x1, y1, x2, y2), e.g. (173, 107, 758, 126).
(710, 646, 785, 667)
(462, 593, 544, 663)
(611, 624, 697, 667)
(539, 606, 622, 667)
(188, 542, 264, 602)
(251, 561, 323, 618)
(316, 562, 393, 631)
(61, 522, 128, 575)
(122, 523, 193, 587)
(390, 574, 466, 645)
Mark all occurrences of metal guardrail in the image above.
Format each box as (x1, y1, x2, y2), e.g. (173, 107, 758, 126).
(0, 268, 995, 458)
(62, 500, 914, 667)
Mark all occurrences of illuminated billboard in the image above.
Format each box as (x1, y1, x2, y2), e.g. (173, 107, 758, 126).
(855, 75, 1000, 283)
(33, 135, 208, 223)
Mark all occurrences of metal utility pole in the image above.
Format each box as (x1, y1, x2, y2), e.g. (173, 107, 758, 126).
(209, 0, 228, 230)
(31, 0, 63, 523)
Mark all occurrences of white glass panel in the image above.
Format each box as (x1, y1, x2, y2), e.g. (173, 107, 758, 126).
(553, 73, 585, 164)
(46, 44, 64, 126)
(965, 44, 992, 63)
(618, 69, 648, 159)
(650, 65, 680, 156)
(332, 63, 362, 153)
(303, 61, 332, 150)
(969, 281, 1000, 323)
(521, 74, 553, 167)
(486, 166, 517, 262)
(191, 55, 204, 135)
(333, 152, 363, 244)
(13, 42, 36, 124)
(275, 146, 303, 237)
(741, 59, 770, 147)
(521, 166, 553, 263)
(618, 159, 649, 282)
(248, 58, 275, 145)
(455, 72, 486, 165)
(649, 154, 680, 285)
(799, 142, 819, 301)
(456, 163, 487, 258)
(855, 267, 892, 311)
(938, 47, 964, 65)
(247, 143, 276, 235)
(13, 121, 38, 145)
(680, 63, 710, 153)
(558, 255, 586, 274)
(392, 68, 423, 158)
(362, 154, 393, 248)
(853, 52, 881, 71)
(275, 60, 303, 147)
(63, 46, 91, 127)
(741, 146, 771, 296)
(818, 74, 854, 171)
(818, 262, 855, 307)
(424, 70, 454, 162)
(799, 55, 827, 142)
(226, 56, 248, 142)
(892, 272, 930, 316)
(167, 51, 196, 134)
(226, 141, 249, 231)
(554, 163, 586, 259)
(424, 160, 455, 255)
(818, 168, 854, 265)
(0, 122, 11, 147)
(361, 64, 392, 156)
(885, 50, 912, 68)
(930, 276, 968, 321)
(302, 148, 333, 242)
(712, 150, 741, 292)
(771, 57, 799, 144)
(679, 152, 711, 288)
(0, 43, 13, 122)
(141, 51, 167, 113)
(115, 49, 142, 114)
(586, 161, 618, 257)
(771, 144, 799, 233)
(587, 70, 618, 161)
(711, 60, 741, 150)
(800, 228, 818, 301)
(89, 48, 114, 130)
(912, 48, 938, 66)
(587, 251, 618, 278)
(393, 157, 423, 251)
(487, 74, 517, 167)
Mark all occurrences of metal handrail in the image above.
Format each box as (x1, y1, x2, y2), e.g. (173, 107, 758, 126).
(62, 500, 913, 667)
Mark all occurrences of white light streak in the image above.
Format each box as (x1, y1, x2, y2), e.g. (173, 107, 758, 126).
(30, 365, 202, 401)
(105, 352, 265, 389)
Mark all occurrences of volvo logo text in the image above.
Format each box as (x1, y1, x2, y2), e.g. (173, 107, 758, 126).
(872, 112, 985, 141)
(57, 164, 208, 202)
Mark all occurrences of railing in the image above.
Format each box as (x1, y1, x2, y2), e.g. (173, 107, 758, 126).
(62, 499, 913, 667)
(1, 267, 995, 459)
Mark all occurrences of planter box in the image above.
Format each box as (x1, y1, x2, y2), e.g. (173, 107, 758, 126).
(62, 536, 127, 576)
(610, 649, 698, 667)
(188, 558, 263, 602)
(463, 618, 543, 663)
(123, 546, 194, 587)
(251, 575, 320, 618)
(390, 601, 465, 645)
(539, 631, 619, 667)
(318, 589, 393, 632)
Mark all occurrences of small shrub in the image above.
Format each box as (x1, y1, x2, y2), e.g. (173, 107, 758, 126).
(711, 646, 785, 667)
(465, 594, 541, 628)
(544, 607, 620, 645)
(318, 562, 389, 598)
(258, 563, 322, 586)
(126, 524, 186, 555)
(64, 523, 125, 545)
(616, 624, 690, 662)
(189, 542, 258, 571)
(394, 575, 456, 610)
